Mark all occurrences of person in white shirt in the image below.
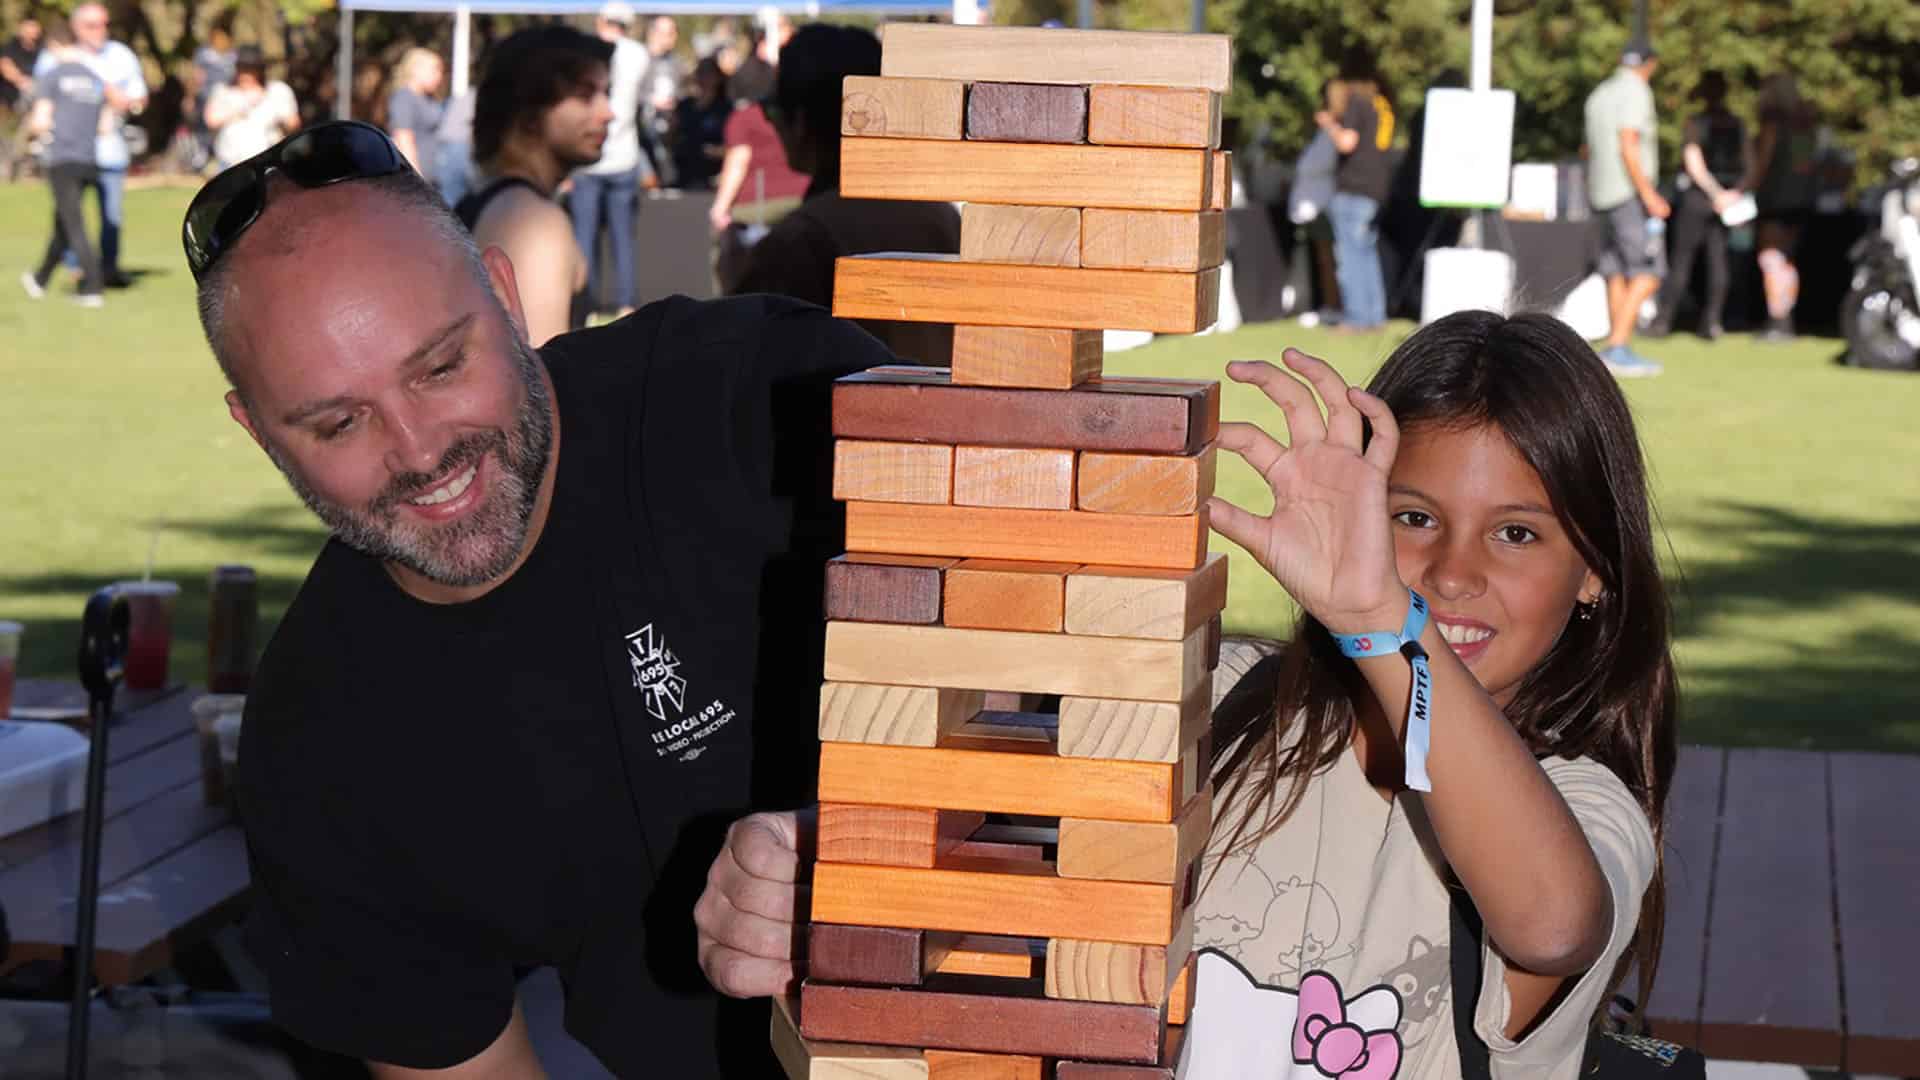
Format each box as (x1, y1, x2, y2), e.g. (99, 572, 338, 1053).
(567, 1, 655, 320)
(204, 46, 298, 169)
(34, 2, 144, 286)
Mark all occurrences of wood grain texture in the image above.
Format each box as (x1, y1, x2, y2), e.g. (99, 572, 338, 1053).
(835, 254, 1219, 335)
(818, 804, 987, 868)
(1207, 151, 1229, 211)
(844, 501, 1209, 572)
(1830, 751, 1920, 1074)
(1058, 786, 1212, 886)
(841, 139, 1210, 213)
(924, 1050, 1044, 1080)
(818, 683, 986, 747)
(825, 553, 955, 625)
(1166, 958, 1192, 1025)
(1087, 85, 1220, 148)
(802, 978, 1164, 1063)
(833, 440, 954, 504)
(773, 995, 929, 1079)
(879, 24, 1232, 93)
(926, 933, 1040, 979)
(942, 559, 1076, 633)
(1064, 553, 1229, 640)
(832, 367, 1219, 456)
(1075, 444, 1217, 515)
(960, 204, 1082, 267)
(807, 923, 928, 987)
(1057, 683, 1211, 763)
(825, 620, 1212, 703)
(841, 76, 965, 140)
(1046, 912, 1194, 1005)
(966, 82, 1087, 143)
(812, 858, 1181, 947)
(951, 446, 1076, 511)
(1080, 210, 1226, 273)
(950, 327, 1102, 390)
(817, 740, 1192, 824)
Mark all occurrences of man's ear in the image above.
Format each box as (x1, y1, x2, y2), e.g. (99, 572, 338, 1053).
(226, 390, 268, 453)
(482, 244, 531, 346)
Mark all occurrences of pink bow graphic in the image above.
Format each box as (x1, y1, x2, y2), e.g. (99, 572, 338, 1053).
(1291, 971, 1403, 1079)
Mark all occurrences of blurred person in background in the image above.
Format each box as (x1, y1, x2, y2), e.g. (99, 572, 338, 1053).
(204, 45, 299, 170)
(386, 46, 444, 180)
(671, 55, 729, 189)
(21, 24, 120, 307)
(706, 91, 805, 234)
(726, 16, 788, 104)
(1743, 73, 1819, 343)
(571, 1, 654, 320)
(35, 2, 144, 288)
(187, 23, 235, 167)
(636, 14, 680, 186)
(1582, 39, 1668, 377)
(1650, 69, 1743, 341)
(1314, 56, 1390, 333)
(1, 17, 43, 119)
(434, 84, 475, 207)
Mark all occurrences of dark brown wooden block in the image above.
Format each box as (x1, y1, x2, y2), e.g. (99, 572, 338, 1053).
(1055, 1065, 1172, 1079)
(833, 367, 1219, 456)
(824, 553, 955, 624)
(1831, 750, 1920, 1074)
(799, 977, 1164, 1063)
(1640, 745, 1721, 1046)
(966, 82, 1087, 143)
(807, 923, 928, 986)
(1204, 613, 1222, 670)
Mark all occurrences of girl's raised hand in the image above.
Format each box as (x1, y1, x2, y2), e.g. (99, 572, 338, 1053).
(1208, 349, 1408, 635)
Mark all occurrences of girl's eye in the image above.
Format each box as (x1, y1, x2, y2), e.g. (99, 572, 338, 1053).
(1495, 524, 1539, 544)
(1392, 510, 1435, 529)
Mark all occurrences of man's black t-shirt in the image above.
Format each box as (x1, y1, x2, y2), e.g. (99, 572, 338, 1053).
(0, 37, 40, 109)
(1334, 94, 1391, 204)
(236, 295, 892, 1076)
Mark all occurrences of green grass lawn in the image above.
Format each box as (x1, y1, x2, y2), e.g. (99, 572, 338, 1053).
(3, 181, 1917, 750)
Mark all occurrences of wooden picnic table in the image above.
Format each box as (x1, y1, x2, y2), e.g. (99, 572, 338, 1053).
(1, 678, 253, 986)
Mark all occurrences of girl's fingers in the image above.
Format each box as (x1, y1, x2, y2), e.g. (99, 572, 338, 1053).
(1227, 358, 1327, 445)
(1348, 387, 1401, 472)
(1205, 495, 1268, 558)
(1215, 421, 1287, 479)
(1283, 348, 1364, 451)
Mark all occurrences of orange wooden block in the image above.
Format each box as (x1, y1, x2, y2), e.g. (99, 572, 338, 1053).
(841, 138, 1211, 213)
(833, 439, 954, 504)
(818, 803, 987, 868)
(960, 204, 1082, 267)
(1080, 210, 1227, 273)
(817, 739, 1196, 823)
(1076, 444, 1217, 515)
(1208, 151, 1230, 211)
(1168, 957, 1193, 1024)
(952, 446, 1076, 511)
(811, 857, 1183, 946)
(844, 501, 1209, 571)
(1087, 85, 1221, 149)
(942, 559, 1076, 633)
(833, 253, 1220, 335)
(926, 933, 1039, 979)
(925, 1050, 1044, 1080)
(950, 326, 1102, 390)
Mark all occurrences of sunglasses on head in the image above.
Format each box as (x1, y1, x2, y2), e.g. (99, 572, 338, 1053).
(181, 120, 411, 280)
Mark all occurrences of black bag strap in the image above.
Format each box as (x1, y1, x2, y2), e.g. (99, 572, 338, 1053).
(1449, 886, 1497, 1080)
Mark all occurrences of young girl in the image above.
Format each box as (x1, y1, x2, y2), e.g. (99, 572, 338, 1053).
(1181, 310, 1677, 1079)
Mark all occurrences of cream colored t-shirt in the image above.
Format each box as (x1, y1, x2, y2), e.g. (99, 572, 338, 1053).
(1179, 721, 1655, 1080)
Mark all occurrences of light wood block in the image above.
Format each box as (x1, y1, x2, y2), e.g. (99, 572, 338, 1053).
(1087, 85, 1220, 149)
(960, 204, 1082, 267)
(1208, 151, 1229, 211)
(818, 804, 987, 868)
(1080, 210, 1226, 273)
(825, 553, 956, 624)
(825, 621, 1211, 703)
(1075, 444, 1217, 515)
(812, 857, 1182, 946)
(951, 446, 1076, 511)
(879, 24, 1232, 93)
(1058, 786, 1212, 885)
(817, 739, 1199, 823)
(1064, 552, 1229, 640)
(1057, 683, 1211, 763)
(772, 995, 929, 1080)
(835, 253, 1218, 335)
(841, 139, 1210, 213)
(819, 683, 985, 747)
(942, 559, 1075, 633)
(844, 501, 1208, 571)
(950, 327, 1102, 390)
(926, 933, 1039, 979)
(833, 440, 953, 504)
(924, 1050, 1044, 1080)
(841, 76, 965, 140)
(1046, 912, 1195, 1005)
(966, 82, 1086, 143)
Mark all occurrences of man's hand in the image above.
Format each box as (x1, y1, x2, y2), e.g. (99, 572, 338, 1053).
(1711, 189, 1740, 214)
(1643, 191, 1671, 220)
(694, 810, 810, 998)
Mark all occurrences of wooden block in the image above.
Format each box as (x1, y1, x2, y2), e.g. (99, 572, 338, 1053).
(960, 204, 1082, 267)
(825, 553, 955, 624)
(1058, 683, 1211, 763)
(803, 978, 1163, 1063)
(950, 327, 1102, 390)
(818, 683, 985, 747)
(825, 621, 1211, 703)
(948, 839, 1048, 862)
(1166, 957, 1192, 1025)
(1064, 553, 1229, 640)
(942, 716, 1057, 750)
(1058, 786, 1212, 887)
(1046, 912, 1195, 1005)
(844, 502, 1208, 572)
(836, 254, 1218, 335)
(1080, 210, 1226, 273)
(1204, 613, 1221, 670)
(773, 995, 929, 1079)
(1831, 751, 1920, 1073)
(818, 804, 987, 869)
(1055, 1066, 1170, 1080)
(813, 858, 1180, 948)
(951, 447, 1076, 511)
(942, 559, 1075, 633)
(841, 139, 1210, 213)
(818, 739, 1197, 824)
(924, 1050, 1044, 1080)
(1208, 150, 1229, 211)
(926, 933, 1039, 979)
(841, 76, 965, 140)
(807, 924, 928, 987)
(1087, 85, 1220, 149)
(1075, 444, 1217, 515)
(967, 82, 1087, 143)
(834, 440, 954, 504)
(879, 24, 1232, 93)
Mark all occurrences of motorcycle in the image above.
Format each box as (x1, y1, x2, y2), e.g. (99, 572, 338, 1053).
(1840, 156, 1920, 371)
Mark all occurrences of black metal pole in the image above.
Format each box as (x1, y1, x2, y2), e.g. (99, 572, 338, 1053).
(67, 586, 128, 1080)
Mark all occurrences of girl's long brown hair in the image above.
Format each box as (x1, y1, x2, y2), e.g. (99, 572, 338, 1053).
(1209, 310, 1680, 1019)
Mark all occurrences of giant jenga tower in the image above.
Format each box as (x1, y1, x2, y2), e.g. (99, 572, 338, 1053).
(773, 24, 1233, 1080)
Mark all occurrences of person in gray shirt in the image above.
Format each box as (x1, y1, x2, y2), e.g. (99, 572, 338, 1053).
(20, 29, 121, 306)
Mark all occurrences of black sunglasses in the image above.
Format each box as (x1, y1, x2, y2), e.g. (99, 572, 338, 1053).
(182, 120, 411, 280)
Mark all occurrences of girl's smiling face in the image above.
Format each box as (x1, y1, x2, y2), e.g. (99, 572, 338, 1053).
(1388, 420, 1604, 708)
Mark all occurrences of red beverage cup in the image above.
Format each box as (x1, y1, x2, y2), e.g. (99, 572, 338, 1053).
(0, 620, 21, 719)
(120, 582, 180, 691)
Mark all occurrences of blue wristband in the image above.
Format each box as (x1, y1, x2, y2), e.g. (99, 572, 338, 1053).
(1331, 589, 1434, 793)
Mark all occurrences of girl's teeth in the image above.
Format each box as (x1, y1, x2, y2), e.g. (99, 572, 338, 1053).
(1439, 623, 1492, 645)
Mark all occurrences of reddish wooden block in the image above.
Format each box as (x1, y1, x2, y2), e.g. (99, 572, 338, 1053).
(818, 803, 986, 868)
(951, 327, 1103, 390)
(966, 82, 1087, 143)
(807, 923, 927, 986)
(825, 553, 956, 624)
(952, 447, 1076, 511)
(799, 978, 1164, 1063)
(942, 559, 1076, 633)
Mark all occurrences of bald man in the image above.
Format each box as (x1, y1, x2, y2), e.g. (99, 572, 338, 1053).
(185, 122, 888, 1077)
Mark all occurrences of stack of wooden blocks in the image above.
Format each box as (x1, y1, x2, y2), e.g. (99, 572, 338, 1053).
(771, 24, 1233, 1080)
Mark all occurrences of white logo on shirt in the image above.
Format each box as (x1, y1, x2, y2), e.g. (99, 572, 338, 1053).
(624, 622, 686, 721)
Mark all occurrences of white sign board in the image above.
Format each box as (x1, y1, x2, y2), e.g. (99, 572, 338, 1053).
(1418, 87, 1517, 210)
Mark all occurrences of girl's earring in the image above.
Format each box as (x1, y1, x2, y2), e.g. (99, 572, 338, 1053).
(1577, 602, 1596, 622)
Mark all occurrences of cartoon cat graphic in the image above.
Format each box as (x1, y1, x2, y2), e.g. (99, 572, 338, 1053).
(1379, 935, 1452, 1029)
(1179, 949, 1406, 1080)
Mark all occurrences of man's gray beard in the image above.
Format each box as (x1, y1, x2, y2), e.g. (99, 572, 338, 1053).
(266, 336, 556, 588)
